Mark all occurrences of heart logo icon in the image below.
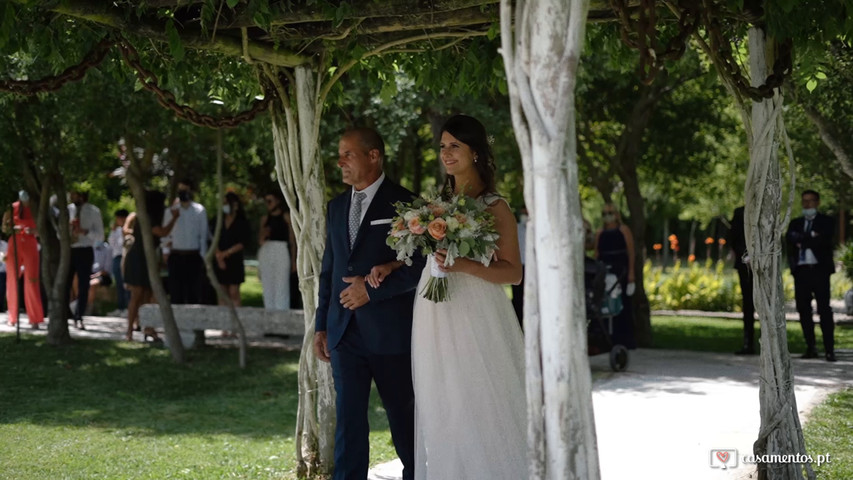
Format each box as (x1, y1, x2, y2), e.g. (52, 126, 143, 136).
(716, 451, 730, 463)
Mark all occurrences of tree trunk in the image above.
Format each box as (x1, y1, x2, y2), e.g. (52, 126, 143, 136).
(263, 64, 335, 478)
(743, 27, 814, 480)
(613, 79, 666, 348)
(501, 1, 600, 479)
(124, 142, 185, 364)
(203, 128, 247, 368)
(31, 170, 73, 346)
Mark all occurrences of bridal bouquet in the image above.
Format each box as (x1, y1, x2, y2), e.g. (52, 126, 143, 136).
(386, 191, 500, 302)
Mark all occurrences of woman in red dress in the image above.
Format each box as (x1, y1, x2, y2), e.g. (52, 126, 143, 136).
(2, 191, 44, 328)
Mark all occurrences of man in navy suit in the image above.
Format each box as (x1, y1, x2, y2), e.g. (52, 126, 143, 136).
(786, 190, 837, 362)
(314, 127, 425, 480)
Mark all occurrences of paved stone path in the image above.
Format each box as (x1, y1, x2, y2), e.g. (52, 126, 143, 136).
(365, 348, 851, 480)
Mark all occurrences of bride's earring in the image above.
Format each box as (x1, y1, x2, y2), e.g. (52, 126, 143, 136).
(474, 155, 479, 163)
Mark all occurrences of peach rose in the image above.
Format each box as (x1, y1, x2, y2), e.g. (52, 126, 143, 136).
(408, 217, 426, 235)
(454, 212, 468, 224)
(429, 204, 446, 217)
(427, 218, 448, 241)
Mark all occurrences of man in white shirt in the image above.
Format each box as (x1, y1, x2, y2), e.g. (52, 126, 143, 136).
(161, 179, 208, 304)
(68, 190, 104, 329)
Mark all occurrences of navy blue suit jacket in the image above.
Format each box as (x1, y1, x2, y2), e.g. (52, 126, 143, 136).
(786, 213, 836, 276)
(315, 178, 426, 355)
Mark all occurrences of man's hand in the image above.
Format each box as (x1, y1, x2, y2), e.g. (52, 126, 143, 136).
(340, 276, 370, 310)
(313, 331, 330, 363)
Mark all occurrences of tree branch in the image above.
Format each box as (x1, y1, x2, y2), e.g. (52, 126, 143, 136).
(33, 0, 310, 67)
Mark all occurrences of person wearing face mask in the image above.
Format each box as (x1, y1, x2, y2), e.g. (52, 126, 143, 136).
(785, 190, 837, 362)
(258, 191, 297, 310)
(595, 202, 636, 349)
(3, 190, 44, 329)
(67, 189, 104, 330)
(214, 192, 250, 306)
(161, 178, 208, 305)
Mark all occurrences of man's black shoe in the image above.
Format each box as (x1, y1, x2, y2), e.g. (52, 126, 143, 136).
(826, 352, 837, 362)
(734, 347, 756, 355)
(800, 349, 819, 359)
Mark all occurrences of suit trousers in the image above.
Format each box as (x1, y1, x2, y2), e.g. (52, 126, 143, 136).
(329, 319, 415, 480)
(793, 266, 835, 354)
(736, 266, 756, 348)
(69, 246, 94, 321)
(168, 252, 203, 304)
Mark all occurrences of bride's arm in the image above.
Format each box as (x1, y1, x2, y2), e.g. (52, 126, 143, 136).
(436, 200, 523, 285)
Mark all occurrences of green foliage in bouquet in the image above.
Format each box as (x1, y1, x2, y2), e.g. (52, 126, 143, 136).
(386, 191, 500, 302)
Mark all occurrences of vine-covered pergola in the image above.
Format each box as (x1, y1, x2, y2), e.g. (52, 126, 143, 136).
(3, 1, 837, 479)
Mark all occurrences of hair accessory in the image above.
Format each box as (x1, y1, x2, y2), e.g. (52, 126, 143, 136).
(487, 135, 495, 146)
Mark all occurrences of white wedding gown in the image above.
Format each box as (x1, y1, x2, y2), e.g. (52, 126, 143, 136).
(412, 256, 527, 480)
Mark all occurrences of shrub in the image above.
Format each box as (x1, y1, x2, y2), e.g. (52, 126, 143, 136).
(642, 259, 853, 311)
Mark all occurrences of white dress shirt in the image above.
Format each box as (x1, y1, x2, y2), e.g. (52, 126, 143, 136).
(92, 242, 112, 274)
(108, 226, 124, 259)
(161, 201, 208, 256)
(350, 173, 385, 225)
(68, 202, 104, 248)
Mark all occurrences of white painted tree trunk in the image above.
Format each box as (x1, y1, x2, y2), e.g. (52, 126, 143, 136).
(500, 1, 600, 479)
(265, 64, 335, 477)
(742, 27, 814, 480)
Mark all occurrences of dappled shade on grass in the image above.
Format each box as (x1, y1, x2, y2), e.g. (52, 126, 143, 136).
(0, 335, 396, 479)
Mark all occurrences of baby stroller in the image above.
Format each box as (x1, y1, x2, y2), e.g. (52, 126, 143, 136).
(584, 256, 629, 372)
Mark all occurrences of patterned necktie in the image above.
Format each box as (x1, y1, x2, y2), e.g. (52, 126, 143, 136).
(349, 191, 366, 249)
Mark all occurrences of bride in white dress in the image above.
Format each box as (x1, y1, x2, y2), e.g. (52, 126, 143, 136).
(373, 115, 527, 479)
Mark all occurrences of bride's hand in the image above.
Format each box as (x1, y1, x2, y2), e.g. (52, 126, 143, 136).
(435, 249, 473, 274)
(366, 264, 392, 289)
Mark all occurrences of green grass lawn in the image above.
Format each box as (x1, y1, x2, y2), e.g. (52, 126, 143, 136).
(0, 337, 394, 480)
(650, 315, 853, 354)
(1, 316, 849, 479)
(802, 388, 853, 479)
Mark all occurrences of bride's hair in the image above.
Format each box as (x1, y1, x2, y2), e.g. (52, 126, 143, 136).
(439, 114, 496, 198)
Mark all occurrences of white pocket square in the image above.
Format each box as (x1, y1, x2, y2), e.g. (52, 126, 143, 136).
(370, 218, 393, 225)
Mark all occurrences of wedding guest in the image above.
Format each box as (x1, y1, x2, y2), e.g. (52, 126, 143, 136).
(124, 191, 179, 342)
(595, 202, 636, 349)
(107, 209, 130, 316)
(258, 191, 297, 310)
(785, 190, 836, 362)
(730, 206, 757, 355)
(161, 179, 207, 305)
(214, 192, 250, 306)
(68, 189, 104, 329)
(3, 190, 44, 329)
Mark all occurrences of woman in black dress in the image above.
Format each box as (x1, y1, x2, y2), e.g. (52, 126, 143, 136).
(214, 192, 250, 306)
(123, 190, 178, 341)
(594, 203, 637, 349)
